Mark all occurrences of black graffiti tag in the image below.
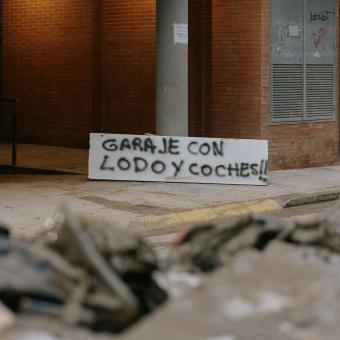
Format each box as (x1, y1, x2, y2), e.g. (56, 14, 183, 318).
(310, 10, 335, 22)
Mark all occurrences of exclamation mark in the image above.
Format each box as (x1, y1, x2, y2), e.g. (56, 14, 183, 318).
(259, 160, 264, 177)
(259, 159, 267, 183)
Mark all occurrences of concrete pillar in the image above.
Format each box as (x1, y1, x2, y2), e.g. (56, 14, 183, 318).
(156, 0, 188, 136)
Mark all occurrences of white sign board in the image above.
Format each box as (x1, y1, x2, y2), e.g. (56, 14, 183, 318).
(89, 134, 269, 186)
(173, 23, 188, 45)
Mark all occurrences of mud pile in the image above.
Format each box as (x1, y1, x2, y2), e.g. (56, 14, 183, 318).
(3, 204, 340, 339)
(0, 205, 166, 336)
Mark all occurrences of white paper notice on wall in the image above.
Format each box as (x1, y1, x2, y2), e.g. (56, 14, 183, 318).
(288, 25, 300, 37)
(173, 23, 188, 45)
(89, 134, 269, 186)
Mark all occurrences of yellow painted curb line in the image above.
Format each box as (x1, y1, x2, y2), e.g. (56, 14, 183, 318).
(140, 198, 282, 229)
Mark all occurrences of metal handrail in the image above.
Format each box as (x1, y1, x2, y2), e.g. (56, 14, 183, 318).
(0, 96, 17, 167)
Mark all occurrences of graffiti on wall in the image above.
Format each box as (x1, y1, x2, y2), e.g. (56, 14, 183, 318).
(310, 9, 334, 50)
(310, 10, 335, 22)
(312, 24, 329, 49)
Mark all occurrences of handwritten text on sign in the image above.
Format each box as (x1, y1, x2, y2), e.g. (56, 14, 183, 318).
(89, 134, 269, 186)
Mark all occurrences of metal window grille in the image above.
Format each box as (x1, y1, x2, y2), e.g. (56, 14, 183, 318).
(270, 0, 336, 124)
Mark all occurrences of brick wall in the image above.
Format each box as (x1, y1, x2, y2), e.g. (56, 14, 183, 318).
(209, 0, 263, 140)
(100, 0, 210, 138)
(204, 0, 339, 169)
(100, 0, 156, 135)
(2, 0, 157, 147)
(2, 0, 93, 148)
(2, 0, 339, 169)
(202, 0, 340, 169)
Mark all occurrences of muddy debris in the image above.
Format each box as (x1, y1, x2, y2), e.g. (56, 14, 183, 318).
(0, 301, 15, 334)
(0, 204, 167, 335)
(2, 204, 340, 338)
(166, 209, 340, 272)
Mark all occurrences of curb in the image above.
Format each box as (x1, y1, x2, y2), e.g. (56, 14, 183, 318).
(135, 189, 340, 233)
(278, 190, 340, 209)
(137, 198, 282, 232)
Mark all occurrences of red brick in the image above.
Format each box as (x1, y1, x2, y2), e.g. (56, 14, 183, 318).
(2, 0, 339, 169)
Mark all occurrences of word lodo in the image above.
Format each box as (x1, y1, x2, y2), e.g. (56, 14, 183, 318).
(102, 138, 224, 157)
(310, 10, 335, 22)
(100, 156, 268, 182)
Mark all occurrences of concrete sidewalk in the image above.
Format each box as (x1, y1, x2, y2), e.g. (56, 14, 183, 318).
(0, 164, 340, 239)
